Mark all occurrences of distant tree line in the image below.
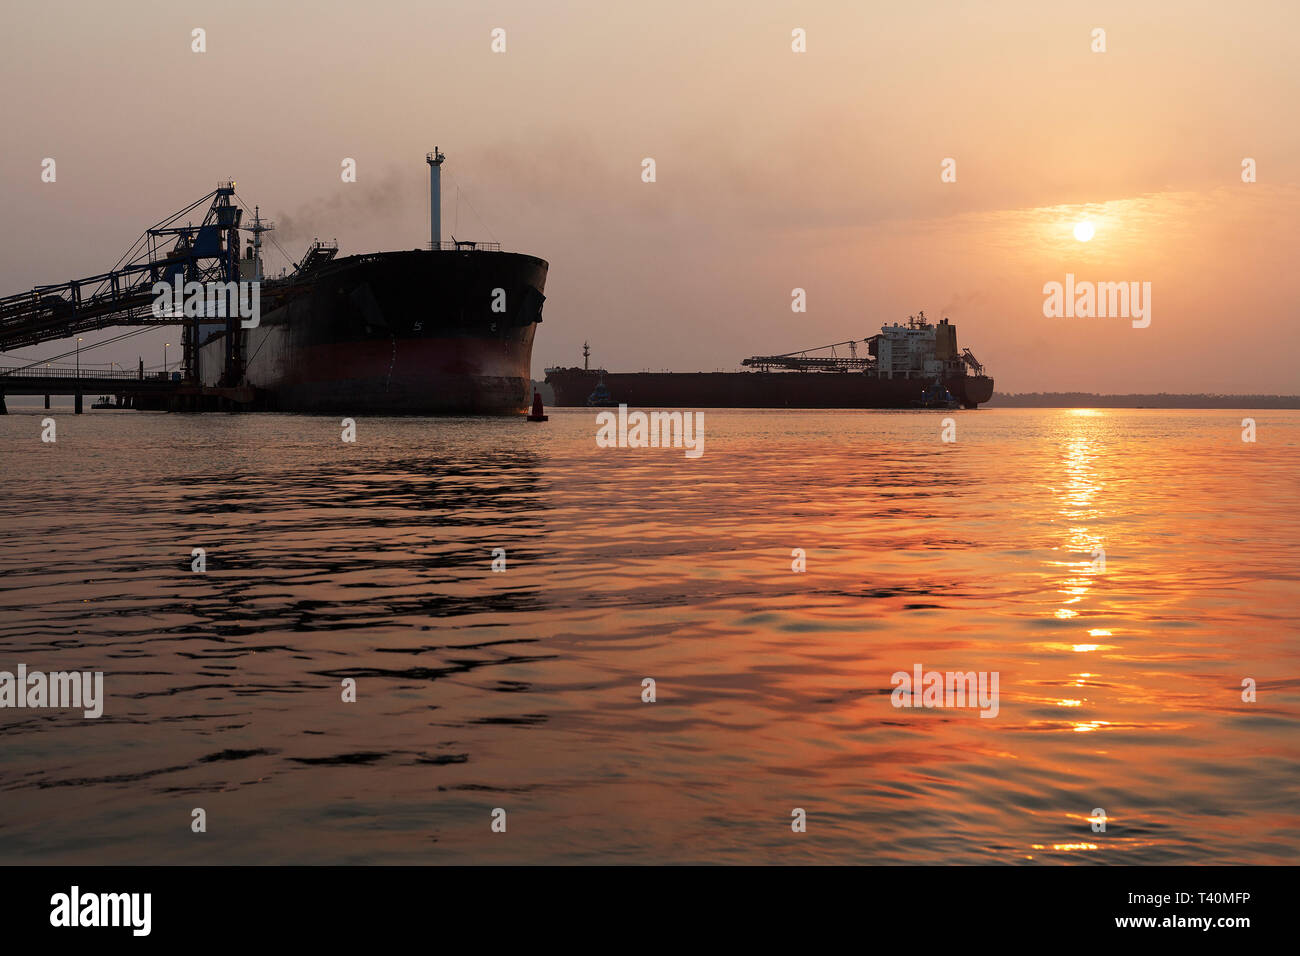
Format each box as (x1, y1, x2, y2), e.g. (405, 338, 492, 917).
(989, 393, 1300, 408)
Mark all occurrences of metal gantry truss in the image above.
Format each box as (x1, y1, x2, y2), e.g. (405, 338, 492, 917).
(742, 338, 876, 372)
(0, 183, 246, 382)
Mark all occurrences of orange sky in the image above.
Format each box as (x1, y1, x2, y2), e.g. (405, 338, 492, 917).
(1, 0, 1296, 392)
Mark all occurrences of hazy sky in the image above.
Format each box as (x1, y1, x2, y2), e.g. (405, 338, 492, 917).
(2, 0, 1297, 392)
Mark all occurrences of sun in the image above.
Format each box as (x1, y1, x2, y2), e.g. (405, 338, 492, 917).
(1073, 221, 1095, 242)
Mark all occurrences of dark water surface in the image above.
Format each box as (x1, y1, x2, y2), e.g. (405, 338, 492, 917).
(1, 407, 1297, 863)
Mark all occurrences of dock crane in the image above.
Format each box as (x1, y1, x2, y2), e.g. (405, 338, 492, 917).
(0, 184, 261, 385)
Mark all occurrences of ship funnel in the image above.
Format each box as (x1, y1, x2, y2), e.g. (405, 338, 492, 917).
(426, 147, 446, 249)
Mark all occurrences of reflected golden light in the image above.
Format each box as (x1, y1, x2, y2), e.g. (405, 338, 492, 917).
(1072, 720, 1111, 733)
(1037, 642, 1115, 653)
(1030, 843, 1099, 852)
(1039, 410, 1123, 745)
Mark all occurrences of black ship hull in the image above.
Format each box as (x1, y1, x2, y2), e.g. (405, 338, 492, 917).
(198, 249, 547, 414)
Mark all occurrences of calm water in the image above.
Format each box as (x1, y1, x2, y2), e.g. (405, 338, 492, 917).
(0, 406, 1297, 864)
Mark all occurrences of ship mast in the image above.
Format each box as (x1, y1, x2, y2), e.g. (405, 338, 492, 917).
(248, 205, 274, 281)
(426, 147, 445, 249)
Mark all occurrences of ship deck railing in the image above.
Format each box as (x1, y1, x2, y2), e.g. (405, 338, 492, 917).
(0, 365, 170, 382)
(429, 240, 502, 252)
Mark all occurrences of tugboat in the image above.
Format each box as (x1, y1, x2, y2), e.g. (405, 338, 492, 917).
(913, 381, 959, 409)
(586, 373, 617, 407)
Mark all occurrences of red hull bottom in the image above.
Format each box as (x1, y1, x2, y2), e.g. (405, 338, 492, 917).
(236, 335, 534, 414)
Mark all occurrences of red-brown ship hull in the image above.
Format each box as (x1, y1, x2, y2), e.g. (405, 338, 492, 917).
(261, 333, 537, 414)
(546, 369, 994, 409)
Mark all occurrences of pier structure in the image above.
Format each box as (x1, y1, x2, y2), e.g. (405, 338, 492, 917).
(0, 364, 253, 413)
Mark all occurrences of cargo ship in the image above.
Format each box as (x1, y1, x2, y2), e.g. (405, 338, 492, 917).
(545, 313, 994, 409)
(192, 149, 547, 413)
(0, 150, 548, 415)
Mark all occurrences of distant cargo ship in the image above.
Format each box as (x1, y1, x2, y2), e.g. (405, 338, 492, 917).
(545, 313, 994, 409)
(196, 149, 548, 414)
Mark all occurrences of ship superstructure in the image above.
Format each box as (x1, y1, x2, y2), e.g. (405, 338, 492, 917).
(743, 312, 988, 383)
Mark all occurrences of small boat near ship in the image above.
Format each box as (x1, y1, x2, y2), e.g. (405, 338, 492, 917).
(913, 382, 959, 409)
(586, 376, 617, 408)
(586, 381, 616, 406)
